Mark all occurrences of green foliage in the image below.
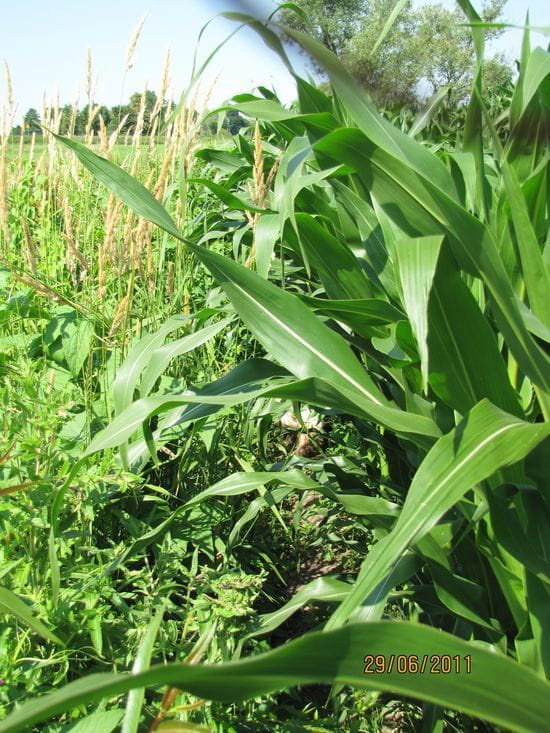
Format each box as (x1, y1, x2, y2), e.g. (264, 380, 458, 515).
(1, 4, 549, 732)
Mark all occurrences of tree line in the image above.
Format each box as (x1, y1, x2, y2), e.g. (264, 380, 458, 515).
(14, 93, 247, 138)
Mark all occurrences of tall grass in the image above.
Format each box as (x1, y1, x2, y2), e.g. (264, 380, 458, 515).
(0, 3, 549, 732)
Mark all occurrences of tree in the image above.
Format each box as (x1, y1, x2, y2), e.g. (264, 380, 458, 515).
(224, 109, 247, 135)
(23, 108, 41, 134)
(280, 0, 370, 56)
(59, 104, 74, 135)
(127, 90, 158, 134)
(281, 0, 510, 107)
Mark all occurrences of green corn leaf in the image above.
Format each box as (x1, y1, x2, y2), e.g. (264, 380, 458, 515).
(295, 212, 374, 299)
(394, 234, 443, 392)
(188, 241, 440, 438)
(326, 400, 550, 630)
(140, 318, 231, 398)
(188, 177, 268, 213)
(369, 0, 409, 57)
(501, 159, 550, 328)
(254, 213, 280, 278)
(427, 249, 522, 416)
(408, 86, 450, 138)
(313, 128, 550, 400)
(275, 24, 457, 197)
(2, 622, 549, 733)
(112, 315, 194, 416)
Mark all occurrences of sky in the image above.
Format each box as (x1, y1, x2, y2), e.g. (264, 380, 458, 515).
(1, 0, 549, 121)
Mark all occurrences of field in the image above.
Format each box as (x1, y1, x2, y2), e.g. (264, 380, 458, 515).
(0, 7, 549, 733)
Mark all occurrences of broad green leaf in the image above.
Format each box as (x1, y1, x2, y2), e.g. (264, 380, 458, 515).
(509, 12, 531, 129)
(302, 296, 403, 327)
(195, 147, 245, 173)
(112, 314, 195, 469)
(185, 468, 400, 525)
(223, 99, 297, 122)
(501, 159, 550, 328)
(66, 710, 124, 733)
(188, 242, 440, 438)
(395, 234, 443, 391)
(408, 86, 450, 138)
(227, 486, 293, 549)
(313, 128, 550, 398)
(487, 491, 550, 581)
(428, 562, 497, 633)
(125, 358, 288, 468)
(521, 47, 550, 119)
(2, 622, 549, 733)
(295, 212, 374, 299)
(188, 177, 267, 213)
(254, 213, 280, 278)
(428, 250, 522, 416)
(326, 400, 550, 629)
(0, 586, 63, 646)
(369, 0, 409, 57)
(525, 572, 550, 677)
(243, 577, 351, 641)
(275, 25, 457, 197)
(63, 318, 94, 376)
(140, 318, 230, 398)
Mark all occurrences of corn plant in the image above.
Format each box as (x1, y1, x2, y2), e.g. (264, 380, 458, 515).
(2, 3, 549, 731)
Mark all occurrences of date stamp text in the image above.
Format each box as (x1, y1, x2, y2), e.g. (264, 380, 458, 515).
(363, 654, 472, 675)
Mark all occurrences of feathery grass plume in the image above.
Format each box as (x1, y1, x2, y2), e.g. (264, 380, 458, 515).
(0, 119, 8, 243)
(84, 49, 99, 144)
(108, 113, 129, 151)
(108, 293, 131, 338)
(47, 92, 62, 176)
(8, 271, 64, 305)
(102, 192, 125, 284)
(182, 75, 218, 172)
(131, 83, 148, 150)
(85, 48, 93, 103)
(4, 62, 14, 117)
(16, 123, 24, 170)
(131, 168, 155, 273)
(122, 209, 136, 259)
(20, 217, 38, 276)
(62, 196, 90, 283)
(153, 142, 175, 202)
(149, 48, 171, 149)
(125, 12, 148, 72)
(64, 235, 90, 283)
(69, 86, 80, 137)
(98, 115, 110, 157)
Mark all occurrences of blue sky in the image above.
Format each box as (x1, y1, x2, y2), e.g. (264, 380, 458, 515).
(1, 0, 549, 119)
